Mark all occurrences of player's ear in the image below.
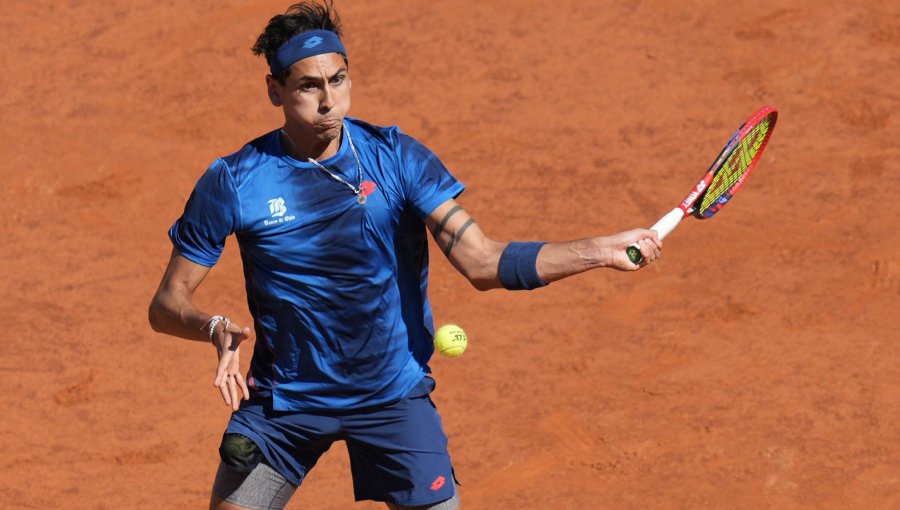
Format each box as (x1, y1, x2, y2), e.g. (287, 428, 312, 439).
(266, 75, 283, 107)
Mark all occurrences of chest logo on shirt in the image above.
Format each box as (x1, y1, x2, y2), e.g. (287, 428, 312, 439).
(360, 181, 377, 198)
(264, 197, 296, 226)
(268, 197, 287, 217)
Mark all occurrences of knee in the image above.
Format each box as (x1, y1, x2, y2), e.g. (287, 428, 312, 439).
(219, 433, 262, 473)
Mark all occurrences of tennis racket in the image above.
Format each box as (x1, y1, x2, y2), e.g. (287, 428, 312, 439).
(626, 105, 778, 264)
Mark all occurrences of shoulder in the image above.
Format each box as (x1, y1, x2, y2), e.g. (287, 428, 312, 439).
(196, 131, 283, 191)
(345, 116, 401, 146)
(218, 131, 281, 174)
(345, 117, 436, 162)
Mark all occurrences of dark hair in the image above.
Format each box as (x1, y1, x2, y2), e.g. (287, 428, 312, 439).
(252, 1, 344, 83)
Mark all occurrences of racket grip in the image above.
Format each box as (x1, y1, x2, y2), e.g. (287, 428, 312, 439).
(626, 208, 685, 264)
(626, 245, 643, 264)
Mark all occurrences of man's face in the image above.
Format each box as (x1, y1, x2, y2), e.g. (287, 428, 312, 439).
(267, 52, 351, 143)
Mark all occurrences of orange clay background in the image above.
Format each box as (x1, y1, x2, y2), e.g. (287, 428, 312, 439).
(2, 1, 899, 508)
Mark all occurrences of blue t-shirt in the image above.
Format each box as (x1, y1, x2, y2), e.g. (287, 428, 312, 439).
(169, 118, 464, 411)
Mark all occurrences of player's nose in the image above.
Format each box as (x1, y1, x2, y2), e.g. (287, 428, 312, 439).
(319, 86, 335, 112)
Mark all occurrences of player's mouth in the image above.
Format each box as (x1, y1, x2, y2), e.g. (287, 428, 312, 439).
(315, 118, 341, 130)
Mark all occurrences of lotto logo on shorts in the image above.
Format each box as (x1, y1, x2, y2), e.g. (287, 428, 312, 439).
(430, 476, 446, 491)
(303, 36, 323, 48)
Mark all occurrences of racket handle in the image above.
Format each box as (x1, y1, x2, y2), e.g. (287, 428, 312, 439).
(626, 208, 685, 264)
(625, 245, 644, 264)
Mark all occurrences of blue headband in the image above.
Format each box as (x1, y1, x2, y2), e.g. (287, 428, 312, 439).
(271, 29, 346, 75)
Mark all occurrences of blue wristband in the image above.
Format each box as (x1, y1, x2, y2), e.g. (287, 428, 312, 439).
(498, 242, 548, 290)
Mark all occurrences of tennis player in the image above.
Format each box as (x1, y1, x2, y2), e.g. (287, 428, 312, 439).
(148, 2, 661, 509)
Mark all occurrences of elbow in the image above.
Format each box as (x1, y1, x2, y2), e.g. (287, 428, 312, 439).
(148, 304, 161, 333)
(464, 266, 503, 292)
(460, 241, 504, 291)
(468, 274, 502, 291)
(147, 296, 166, 333)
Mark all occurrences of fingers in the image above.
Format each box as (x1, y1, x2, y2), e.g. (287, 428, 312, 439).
(215, 367, 247, 409)
(214, 348, 234, 389)
(228, 373, 240, 411)
(216, 373, 242, 410)
(218, 374, 233, 408)
(633, 229, 661, 264)
(213, 323, 249, 379)
(213, 327, 237, 387)
(647, 229, 661, 248)
(638, 236, 662, 263)
(213, 326, 252, 409)
(235, 371, 250, 402)
(215, 350, 246, 410)
(616, 230, 661, 271)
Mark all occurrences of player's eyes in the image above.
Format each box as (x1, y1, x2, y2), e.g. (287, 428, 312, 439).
(330, 75, 346, 85)
(300, 82, 318, 91)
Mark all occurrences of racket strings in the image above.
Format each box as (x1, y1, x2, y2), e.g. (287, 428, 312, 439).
(699, 118, 772, 213)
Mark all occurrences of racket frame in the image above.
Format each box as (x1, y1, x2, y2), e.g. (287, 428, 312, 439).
(625, 105, 777, 264)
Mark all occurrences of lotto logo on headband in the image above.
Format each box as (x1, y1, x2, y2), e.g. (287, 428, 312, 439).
(271, 30, 347, 75)
(303, 36, 323, 49)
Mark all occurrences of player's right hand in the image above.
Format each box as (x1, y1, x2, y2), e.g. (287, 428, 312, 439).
(212, 321, 252, 411)
(602, 228, 662, 271)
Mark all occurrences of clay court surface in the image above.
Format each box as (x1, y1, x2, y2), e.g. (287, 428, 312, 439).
(2, 0, 899, 508)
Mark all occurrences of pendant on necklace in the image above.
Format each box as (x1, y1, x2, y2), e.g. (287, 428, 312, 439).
(356, 194, 367, 205)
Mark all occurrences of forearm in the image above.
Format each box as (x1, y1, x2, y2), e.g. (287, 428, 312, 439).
(148, 292, 216, 343)
(535, 237, 611, 284)
(493, 228, 659, 289)
(458, 237, 608, 290)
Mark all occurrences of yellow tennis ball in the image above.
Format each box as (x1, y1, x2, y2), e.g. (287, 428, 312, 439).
(434, 324, 468, 358)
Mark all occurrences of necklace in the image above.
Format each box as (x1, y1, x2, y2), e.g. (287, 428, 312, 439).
(281, 125, 368, 205)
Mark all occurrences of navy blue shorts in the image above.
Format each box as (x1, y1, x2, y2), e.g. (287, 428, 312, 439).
(225, 376, 456, 507)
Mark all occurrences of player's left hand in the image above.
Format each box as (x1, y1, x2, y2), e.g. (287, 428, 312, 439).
(213, 322, 252, 411)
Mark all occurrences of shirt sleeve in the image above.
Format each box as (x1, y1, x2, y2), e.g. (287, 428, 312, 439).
(397, 133, 465, 217)
(168, 159, 240, 267)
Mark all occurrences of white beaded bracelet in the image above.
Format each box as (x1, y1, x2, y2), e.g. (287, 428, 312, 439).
(206, 315, 230, 344)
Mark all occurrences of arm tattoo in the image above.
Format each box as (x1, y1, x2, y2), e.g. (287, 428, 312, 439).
(432, 205, 462, 239)
(443, 219, 475, 257)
